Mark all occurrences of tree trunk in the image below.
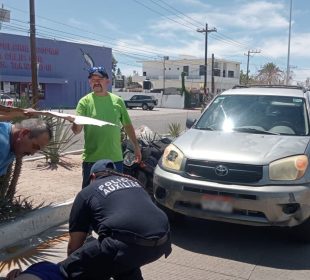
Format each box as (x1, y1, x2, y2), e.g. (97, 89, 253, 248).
(6, 158, 23, 202)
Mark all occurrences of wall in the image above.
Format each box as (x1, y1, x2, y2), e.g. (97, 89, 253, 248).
(0, 33, 112, 108)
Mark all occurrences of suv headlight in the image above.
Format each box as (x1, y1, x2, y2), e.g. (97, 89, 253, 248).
(162, 144, 184, 171)
(269, 155, 308, 180)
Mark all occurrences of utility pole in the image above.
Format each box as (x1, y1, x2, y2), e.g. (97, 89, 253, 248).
(211, 53, 215, 94)
(29, 0, 38, 108)
(245, 49, 260, 84)
(286, 0, 293, 85)
(163, 56, 169, 95)
(197, 23, 216, 97)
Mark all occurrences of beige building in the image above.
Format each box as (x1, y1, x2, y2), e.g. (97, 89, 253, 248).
(133, 56, 241, 94)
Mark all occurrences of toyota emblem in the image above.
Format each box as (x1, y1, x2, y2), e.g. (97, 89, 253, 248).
(215, 165, 229, 176)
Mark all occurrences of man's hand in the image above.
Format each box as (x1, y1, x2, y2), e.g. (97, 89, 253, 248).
(134, 145, 142, 163)
(64, 115, 76, 123)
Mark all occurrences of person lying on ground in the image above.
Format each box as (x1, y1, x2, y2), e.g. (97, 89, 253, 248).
(5, 261, 64, 280)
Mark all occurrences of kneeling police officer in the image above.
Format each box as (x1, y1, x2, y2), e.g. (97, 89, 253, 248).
(60, 159, 171, 280)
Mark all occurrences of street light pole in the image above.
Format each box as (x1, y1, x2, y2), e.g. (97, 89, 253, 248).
(29, 0, 38, 108)
(197, 23, 216, 97)
(286, 0, 293, 85)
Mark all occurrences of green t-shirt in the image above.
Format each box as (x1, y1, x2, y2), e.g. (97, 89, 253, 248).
(76, 92, 131, 162)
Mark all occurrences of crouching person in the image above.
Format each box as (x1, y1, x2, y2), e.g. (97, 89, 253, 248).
(60, 159, 171, 279)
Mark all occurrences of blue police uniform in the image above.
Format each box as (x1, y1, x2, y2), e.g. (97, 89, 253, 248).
(60, 170, 171, 280)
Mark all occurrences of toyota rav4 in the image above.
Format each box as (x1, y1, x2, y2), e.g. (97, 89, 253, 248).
(154, 85, 310, 240)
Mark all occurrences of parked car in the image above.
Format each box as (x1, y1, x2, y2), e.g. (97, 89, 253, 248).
(0, 93, 15, 107)
(154, 85, 310, 240)
(124, 95, 158, 110)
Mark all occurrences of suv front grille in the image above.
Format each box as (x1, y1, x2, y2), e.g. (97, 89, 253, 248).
(185, 159, 263, 183)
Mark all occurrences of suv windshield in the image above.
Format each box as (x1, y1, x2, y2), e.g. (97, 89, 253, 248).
(196, 95, 309, 136)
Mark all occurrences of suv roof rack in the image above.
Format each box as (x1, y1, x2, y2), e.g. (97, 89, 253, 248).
(232, 84, 307, 92)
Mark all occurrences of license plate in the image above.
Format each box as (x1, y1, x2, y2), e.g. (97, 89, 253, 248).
(201, 194, 233, 213)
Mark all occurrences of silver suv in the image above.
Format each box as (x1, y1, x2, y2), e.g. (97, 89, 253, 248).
(154, 85, 310, 240)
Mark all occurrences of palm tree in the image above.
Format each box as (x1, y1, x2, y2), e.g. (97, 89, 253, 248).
(256, 63, 284, 85)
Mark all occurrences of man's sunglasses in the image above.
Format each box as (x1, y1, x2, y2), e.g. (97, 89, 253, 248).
(88, 66, 108, 75)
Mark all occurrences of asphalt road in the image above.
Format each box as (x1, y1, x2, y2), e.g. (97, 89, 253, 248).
(61, 107, 202, 152)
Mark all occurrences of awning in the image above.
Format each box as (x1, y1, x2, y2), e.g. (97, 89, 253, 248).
(0, 75, 68, 84)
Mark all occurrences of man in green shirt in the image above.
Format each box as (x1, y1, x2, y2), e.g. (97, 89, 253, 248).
(71, 66, 141, 188)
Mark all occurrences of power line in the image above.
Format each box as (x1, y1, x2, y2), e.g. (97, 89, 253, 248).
(132, 0, 197, 31)
(148, 0, 202, 29)
(156, 0, 204, 27)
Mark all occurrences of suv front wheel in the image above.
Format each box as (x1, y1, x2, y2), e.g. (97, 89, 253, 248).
(142, 103, 149, 110)
(290, 218, 310, 242)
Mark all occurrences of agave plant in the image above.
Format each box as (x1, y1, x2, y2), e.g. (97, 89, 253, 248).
(168, 122, 182, 138)
(39, 115, 79, 168)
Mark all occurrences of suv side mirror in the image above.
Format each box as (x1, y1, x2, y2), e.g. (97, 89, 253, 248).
(186, 118, 196, 128)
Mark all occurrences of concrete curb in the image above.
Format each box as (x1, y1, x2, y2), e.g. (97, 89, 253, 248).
(0, 198, 74, 249)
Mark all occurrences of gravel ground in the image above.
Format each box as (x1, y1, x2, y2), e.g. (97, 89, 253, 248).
(16, 154, 83, 207)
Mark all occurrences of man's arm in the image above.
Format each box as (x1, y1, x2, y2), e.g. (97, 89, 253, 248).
(0, 107, 35, 121)
(67, 231, 88, 256)
(71, 100, 85, 134)
(124, 123, 142, 163)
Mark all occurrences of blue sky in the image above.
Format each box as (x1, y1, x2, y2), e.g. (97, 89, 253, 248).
(1, 0, 310, 83)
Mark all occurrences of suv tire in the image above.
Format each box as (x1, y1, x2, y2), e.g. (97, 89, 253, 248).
(142, 103, 148, 110)
(155, 202, 184, 223)
(290, 218, 310, 242)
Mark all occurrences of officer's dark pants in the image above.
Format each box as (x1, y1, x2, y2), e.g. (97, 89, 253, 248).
(82, 161, 124, 189)
(59, 237, 171, 280)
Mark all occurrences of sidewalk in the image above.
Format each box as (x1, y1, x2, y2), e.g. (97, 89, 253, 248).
(0, 222, 240, 280)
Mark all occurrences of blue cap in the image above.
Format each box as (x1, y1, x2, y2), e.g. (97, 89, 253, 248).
(88, 66, 109, 79)
(90, 159, 116, 175)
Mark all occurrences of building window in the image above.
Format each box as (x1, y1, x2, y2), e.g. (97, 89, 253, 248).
(177, 67, 179, 70)
(143, 71, 146, 76)
(199, 65, 205, 76)
(223, 70, 226, 77)
(183, 66, 189, 76)
(228, 71, 234, 78)
(169, 68, 171, 70)
(214, 61, 220, 69)
(213, 69, 221, 77)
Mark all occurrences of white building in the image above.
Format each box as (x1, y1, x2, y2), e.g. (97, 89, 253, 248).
(133, 56, 241, 94)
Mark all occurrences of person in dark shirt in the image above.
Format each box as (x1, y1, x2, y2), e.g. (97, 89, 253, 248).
(5, 261, 65, 280)
(59, 159, 171, 280)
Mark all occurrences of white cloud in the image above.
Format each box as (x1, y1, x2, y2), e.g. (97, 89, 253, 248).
(98, 19, 119, 31)
(292, 69, 310, 83)
(259, 33, 310, 59)
(67, 18, 89, 29)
